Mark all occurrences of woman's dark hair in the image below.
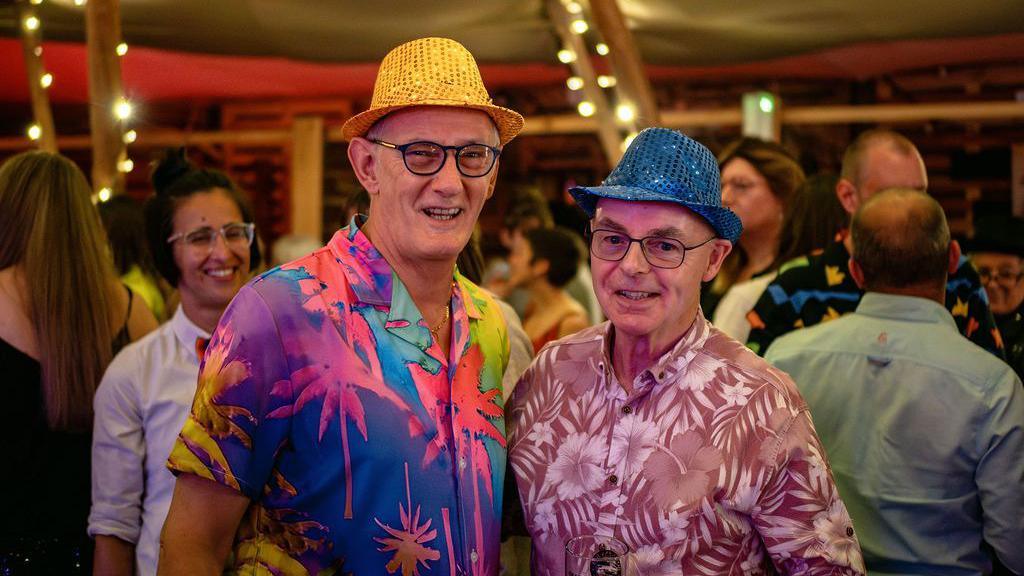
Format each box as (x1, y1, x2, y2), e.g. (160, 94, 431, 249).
(772, 173, 848, 269)
(717, 137, 805, 207)
(524, 226, 582, 288)
(99, 195, 159, 278)
(144, 148, 261, 286)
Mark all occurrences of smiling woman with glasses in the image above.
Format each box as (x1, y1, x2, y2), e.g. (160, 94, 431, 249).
(373, 139, 501, 177)
(89, 148, 261, 576)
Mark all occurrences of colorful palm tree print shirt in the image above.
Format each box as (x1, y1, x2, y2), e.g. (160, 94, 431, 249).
(168, 222, 510, 576)
(746, 232, 1004, 358)
(508, 317, 865, 576)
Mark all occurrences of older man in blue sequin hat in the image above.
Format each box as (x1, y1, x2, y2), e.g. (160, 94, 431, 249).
(507, 128, 864, 575)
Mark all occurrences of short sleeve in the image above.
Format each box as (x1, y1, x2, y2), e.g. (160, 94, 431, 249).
(167, 284, 294, 500)
(752, 394, 866, 575)
(89, 346, 145, 542)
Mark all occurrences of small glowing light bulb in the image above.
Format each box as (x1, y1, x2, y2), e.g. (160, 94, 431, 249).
(27, 124, 42, 140)
(566, 76, 584, 91)
(577, 101, 596, 117)
(596, 43, 610, 56)
(114, 99, 133, 120)
(119, 158, 134, 173)
(116, 42, 128, 56)
(40, 73, 53, 88)
(98, 187, 112, 202)
(570, 19, 589, 34)
(123, 129, 137, 144)
(24, 16, 40, 31)
(557, 49, 576, 64)
(566, 2, 582, 14)
(616, 103, 636, 123)
(597, 75, 616, 88)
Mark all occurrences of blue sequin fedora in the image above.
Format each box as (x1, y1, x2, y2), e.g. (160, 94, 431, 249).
(570, 127, 742, 243)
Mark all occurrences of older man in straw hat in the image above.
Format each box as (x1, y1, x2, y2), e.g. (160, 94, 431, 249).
(159, 37, 523, 575)
(507, 128, 864, 575)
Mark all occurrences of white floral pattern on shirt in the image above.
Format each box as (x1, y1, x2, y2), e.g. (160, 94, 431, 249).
(509, 318, 864, 576)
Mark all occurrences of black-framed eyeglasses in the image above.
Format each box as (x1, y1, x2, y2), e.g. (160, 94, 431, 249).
(373, 139, 501, 178)
(167, 222, 255, 254)
(976, 266, 1024, 287)
(588, 228, 715, 269)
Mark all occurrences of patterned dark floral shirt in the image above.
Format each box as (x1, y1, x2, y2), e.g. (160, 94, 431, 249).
(746, 233, 1004, 358)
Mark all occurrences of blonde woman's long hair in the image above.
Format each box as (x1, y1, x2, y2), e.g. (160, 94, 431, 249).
(0, 151, 118, 431)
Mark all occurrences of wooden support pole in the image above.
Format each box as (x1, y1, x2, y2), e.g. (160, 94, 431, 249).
(588, 0, 660, 128)
(290, 117, 325, 241)
(86, 0, 125, 194)
(18, 2, 57, 153)
(545, 0, 622, 165)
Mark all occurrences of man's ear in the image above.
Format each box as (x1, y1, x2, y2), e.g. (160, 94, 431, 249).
(835, 178, 860, 216)
(849, 256, 866, 289)
(348, 137, 381, 196)
(484, 159, 499, 200)
(701, 239, 733, 282)
(948, 239, 962, 275)
(531, 258, 550, 281)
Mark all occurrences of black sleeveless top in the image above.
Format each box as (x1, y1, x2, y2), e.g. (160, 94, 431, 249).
(0, 289, 134, 575)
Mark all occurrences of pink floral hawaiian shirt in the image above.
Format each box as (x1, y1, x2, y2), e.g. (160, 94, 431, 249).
(508, 316, 865, 576)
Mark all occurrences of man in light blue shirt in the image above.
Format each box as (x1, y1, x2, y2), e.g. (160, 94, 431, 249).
(766, 188, 1023, 576)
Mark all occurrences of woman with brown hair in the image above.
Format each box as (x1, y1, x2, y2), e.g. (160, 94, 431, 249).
(702, 137, 806, 319)
(0, 151, 156, 573)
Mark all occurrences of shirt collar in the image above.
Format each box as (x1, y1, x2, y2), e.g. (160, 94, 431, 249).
(328, 215, 394, 307)
(855, 292, 958, 330)
(170, 305, 212, 363)
(602, 310, 713, 392)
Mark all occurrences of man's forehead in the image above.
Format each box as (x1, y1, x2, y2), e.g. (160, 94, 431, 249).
(593, 199, 712, 237)
(971, 251, 1023, 266)
(371, 106, 497, 142)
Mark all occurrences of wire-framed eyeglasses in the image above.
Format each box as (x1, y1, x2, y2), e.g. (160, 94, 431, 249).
(167, 222, 255, 254)
(588, 228, 715, 269)
(976, 266, 1024, 287)
(373, 139, 501, 178)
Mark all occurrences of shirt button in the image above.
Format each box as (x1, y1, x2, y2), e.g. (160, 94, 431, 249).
(846, 526, 854, 537)
(459, 457, 467, 470)
(621, 405, 632, 414)
(470, 550, 478, 563)
(608, 474, 618, 485)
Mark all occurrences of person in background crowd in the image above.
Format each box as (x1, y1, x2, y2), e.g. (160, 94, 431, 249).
(967, 213, 1024, 380)
(158, 37, 522, 574)
(99, 194, 170, 322)
(506, 226, 590, 352)
(0, 151, 157, 574)
(702, 137, 805, 318)
(509, 127, 864, 575)
(746, 129, 1004, 358)
(766, 188, 1023, 575)
(486, 188, 603, 325)
(713, 173, 846, 341)
(89, 149, 260, 576)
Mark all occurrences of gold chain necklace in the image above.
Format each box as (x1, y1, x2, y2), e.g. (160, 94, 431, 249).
(428, 281, 457, 341)
(428, 303, 450, 341)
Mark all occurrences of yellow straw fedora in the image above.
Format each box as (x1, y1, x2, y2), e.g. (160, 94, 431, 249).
(341, 37, 524, 145)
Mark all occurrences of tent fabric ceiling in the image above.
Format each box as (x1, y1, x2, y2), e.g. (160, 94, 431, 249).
(0, 1, 1022, 104)
(3, 0, 1023, 65)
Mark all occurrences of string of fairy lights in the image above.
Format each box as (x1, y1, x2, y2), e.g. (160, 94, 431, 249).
(21, 0, 135, 202)
(554, 0, 638, 152)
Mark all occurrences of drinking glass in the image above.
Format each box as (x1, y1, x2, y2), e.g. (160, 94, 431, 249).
(564, 535, 629, 576)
